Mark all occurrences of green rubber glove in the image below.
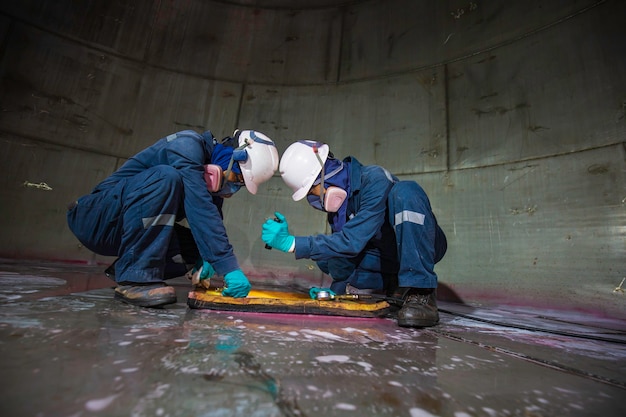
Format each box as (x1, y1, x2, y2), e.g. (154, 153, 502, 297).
(262, 212, 295, 253)
(189, 260, 215, 289)
(222, 269, 251, 298)
(309, 287, 336, 300)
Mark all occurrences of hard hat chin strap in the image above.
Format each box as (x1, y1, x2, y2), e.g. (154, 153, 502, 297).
(312, 144, 326, 206)
(249, 131, 275, 146)
(312, 144, 344, 208)
(222, 140, 248, 189)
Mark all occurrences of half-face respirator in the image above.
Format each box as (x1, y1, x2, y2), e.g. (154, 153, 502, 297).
(203, 164, 225, 193)
(305, 144, 348, 213)
(203, 163, 245, 197)
(306, 186, 347, 212)
(203, 136, 251, 196)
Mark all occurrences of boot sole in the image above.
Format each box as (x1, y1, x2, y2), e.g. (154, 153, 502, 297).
(397, 317, 439, 328)
(114, 292, 177, 308)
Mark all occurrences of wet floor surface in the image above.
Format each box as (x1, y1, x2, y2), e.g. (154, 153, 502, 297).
(0, 260, 624, 417)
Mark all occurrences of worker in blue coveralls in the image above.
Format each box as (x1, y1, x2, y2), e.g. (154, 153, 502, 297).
(262, 140, 447, 327)
(68, 129, 279, 308)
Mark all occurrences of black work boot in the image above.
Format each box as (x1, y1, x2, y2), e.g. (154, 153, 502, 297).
(104, 259, 117, 278)
(114, 283, 177, 308)
(397, 288, 439, 328)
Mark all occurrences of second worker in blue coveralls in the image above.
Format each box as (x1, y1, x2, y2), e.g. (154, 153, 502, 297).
(68, 129, 279, 308)
(262, 140, 447, 328)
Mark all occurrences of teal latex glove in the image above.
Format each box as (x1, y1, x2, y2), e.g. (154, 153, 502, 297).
(262, 212, 295, 253)
(189, 260, 215, 289)
(309, 287, 336, 300)
(222, 269, 251, 298)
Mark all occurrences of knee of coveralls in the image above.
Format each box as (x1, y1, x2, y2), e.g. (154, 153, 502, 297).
(322, 251, 388, 294)
(345, 249, 393, 293)
(115, 165, 185, 284)
(387, 181, 438, 289)
(318, 257, 358, 294)
(66, 188, 124, 256)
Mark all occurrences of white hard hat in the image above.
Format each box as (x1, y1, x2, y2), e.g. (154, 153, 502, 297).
(237, 130, 279, 194)
(279, 140, 329, 201)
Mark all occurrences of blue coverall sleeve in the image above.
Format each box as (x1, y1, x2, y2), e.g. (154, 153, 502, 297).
(294, 166, 395, 261)
(164, 133, 239, 275)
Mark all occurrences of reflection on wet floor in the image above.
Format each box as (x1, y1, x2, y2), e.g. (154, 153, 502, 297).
(0, 260, 624, 417)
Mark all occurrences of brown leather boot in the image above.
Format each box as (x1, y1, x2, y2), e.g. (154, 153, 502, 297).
(397, 289, 439, 328)
(114, 283, 177, 308)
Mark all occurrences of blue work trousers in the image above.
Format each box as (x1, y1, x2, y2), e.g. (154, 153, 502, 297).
(324, 181, 446, 293)
(388, 181, 446, 289)
(67, 166, 188, 284)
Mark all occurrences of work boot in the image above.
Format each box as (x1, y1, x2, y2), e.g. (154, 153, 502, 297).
(397, 289, 439, 328)
(104, 259, 117, 278)
(114, 283, 177, 308)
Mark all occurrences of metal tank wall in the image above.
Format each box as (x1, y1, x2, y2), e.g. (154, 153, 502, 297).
(0, 0, 624, 316)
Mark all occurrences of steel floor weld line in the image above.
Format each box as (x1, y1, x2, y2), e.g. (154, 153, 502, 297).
(187, 288, 395, 318)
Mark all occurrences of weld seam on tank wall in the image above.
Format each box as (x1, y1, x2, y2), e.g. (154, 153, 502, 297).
(212, 0, 369, 12)
(388, 142, 624, 178)
(141, 0, 158, 63)
(0, 129, 122, 160)
(444, 64, 451, 172)
(0, 0, 609, 88)
(234, 82, 247, 131)
(334, 5, 346, 83)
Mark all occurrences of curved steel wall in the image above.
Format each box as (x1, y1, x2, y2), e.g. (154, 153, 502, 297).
(0, 0, 624, 315)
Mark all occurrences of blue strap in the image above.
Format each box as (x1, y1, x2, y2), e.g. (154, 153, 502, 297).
(250, 131, 276, 146)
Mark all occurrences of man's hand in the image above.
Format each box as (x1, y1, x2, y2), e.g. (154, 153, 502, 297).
(309, 287, 336, 300)
(262, 212, 295, 253)
(189, 260, 215, 289)
(222, 269, 251, 298)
